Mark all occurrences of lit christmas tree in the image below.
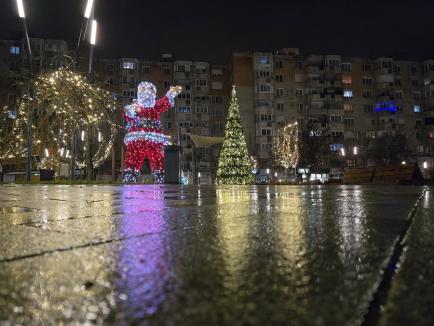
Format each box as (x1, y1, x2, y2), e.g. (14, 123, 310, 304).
(217, 86, 254, 185)
(273, 121, 300, 170)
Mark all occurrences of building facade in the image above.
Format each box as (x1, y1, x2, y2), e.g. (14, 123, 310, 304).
(233, 49, 434, 173)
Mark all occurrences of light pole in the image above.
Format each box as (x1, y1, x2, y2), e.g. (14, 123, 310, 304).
(16, 0, 34, 181)
(85, 19, 97, 180)
(71, 0, 95, 181)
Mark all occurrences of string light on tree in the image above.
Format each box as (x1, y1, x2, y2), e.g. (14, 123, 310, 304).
(273, 121, 300, 170)
(216, 86, 254, 185)
(0, 68, 117, 171)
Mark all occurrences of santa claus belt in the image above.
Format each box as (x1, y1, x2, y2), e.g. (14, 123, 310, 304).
(124, 131, 170, 145)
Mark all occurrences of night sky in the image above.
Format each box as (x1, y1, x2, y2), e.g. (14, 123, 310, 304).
(1, 0, 434, 63)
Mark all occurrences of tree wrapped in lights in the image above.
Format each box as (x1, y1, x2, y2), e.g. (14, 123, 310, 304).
(2, 68, 117, 172)
(0, 106, 25, 160)
(216, 86, 254, 185)
(273, 121, 300, 170)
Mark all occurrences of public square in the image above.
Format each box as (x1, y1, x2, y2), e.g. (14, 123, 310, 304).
(1, 184, 433, 325)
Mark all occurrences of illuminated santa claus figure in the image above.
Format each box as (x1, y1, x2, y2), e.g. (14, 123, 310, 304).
(123, 82, 182, 183)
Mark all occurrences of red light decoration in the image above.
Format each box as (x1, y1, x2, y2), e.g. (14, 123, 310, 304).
(123, 82, 181, 183)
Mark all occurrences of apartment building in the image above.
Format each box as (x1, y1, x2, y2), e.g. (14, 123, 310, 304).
(233, 49, 434, 171)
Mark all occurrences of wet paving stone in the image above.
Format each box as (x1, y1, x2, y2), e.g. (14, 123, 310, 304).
(380, 187, 434, 326)
(0, 184, 427, 325)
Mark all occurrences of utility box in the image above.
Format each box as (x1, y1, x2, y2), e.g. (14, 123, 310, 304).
(164, 145, 181, 184)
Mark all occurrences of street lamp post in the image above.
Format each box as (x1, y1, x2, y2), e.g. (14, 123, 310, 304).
(16, 0, 34, 182)
(71, 0, 95, 181)
(85, 19, 97, 180)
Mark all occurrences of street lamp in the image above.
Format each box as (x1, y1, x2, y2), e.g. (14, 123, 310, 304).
(84, 0, 94, 19)
(89, 19, 97, 77)
(71, 0, 95, 181)
(16, 0, 34, 181)
(353, 146, 358, 155)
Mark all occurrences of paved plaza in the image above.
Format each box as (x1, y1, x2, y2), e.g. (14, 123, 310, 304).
(0, 185, 433, 325)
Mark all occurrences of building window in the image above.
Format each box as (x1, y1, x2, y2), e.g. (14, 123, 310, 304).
(261, 129, 272, 136)
(176, 65, 185, 72)
(326, 59, 340, 67)
(394, 65, 401, 74)
(256, 84, 272, 92)
(195, 79, 207, 87)
(362, 64, 371, 72)
(411, 65, 417, 74)
(256, 70, 271, 78)
(164, 81, 171, 88)
(342, 75, 352, 84)
(275, 74, 283, 82)
(122, 61, 135, 69)
(276, 88, 284, 97)
(163, 67, 171, 75)
(394, 79, 401, 86)
(329, 116, 342, 123)
(363, 91, 372, 99)
(106, 64, 114, 72)
(211, 96, 222, 104)
(295, 89, 304, 97)
(297, 103, 304, 111)
(414, 105, 421, 113)
(344, 103, 353, 112)
(364, 104, 373, 113)
(413, 92, 421, 100)
(275, 60, 283, 69)
(412, 80, 419, 87)
(343, 90, 353, 98)
(344, 118, 354, 126)
(9, 46, 20, 55)
(258, 114, 272, 121)
(196, 106, 209, 114)
(142, 66, 150, 73)
(277, 103, 285, 111)
(341, 62, 352, 71)
(178, 106, 191, 113)
(362, 77, 373, 86)
(395, 91, 403, 99)
(258, 56, 270, 64)
(380, 61, 392, 69)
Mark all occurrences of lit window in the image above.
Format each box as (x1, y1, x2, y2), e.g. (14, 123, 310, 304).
(343, 90, 353, 98)
(122, 62, 135, 69)
(10, 46, 20, 55)
(414, 105, 421, 113)
(342, 76, 352, 84)
(258, 56, 270, 64)
(344, 103, 353, 112)
(178, 106, 191, 113)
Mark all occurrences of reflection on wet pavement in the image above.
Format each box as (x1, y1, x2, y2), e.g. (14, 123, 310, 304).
(0, 185, 427, 325)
